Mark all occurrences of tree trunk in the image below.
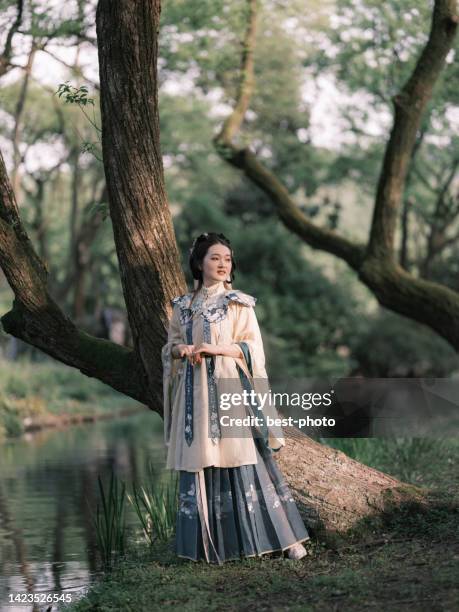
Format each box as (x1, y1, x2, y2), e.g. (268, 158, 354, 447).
(277, 428, 425, 536)
(96, 0, 186, 405)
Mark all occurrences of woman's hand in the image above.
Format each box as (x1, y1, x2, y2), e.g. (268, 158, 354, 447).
(172, 344, 195, 364)
(174, 343, 242, 366)
(193, 343, 243, 364)
(192, 343, 220, 365)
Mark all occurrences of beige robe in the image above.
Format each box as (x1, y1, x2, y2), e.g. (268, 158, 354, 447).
(161, 288, 285, 472)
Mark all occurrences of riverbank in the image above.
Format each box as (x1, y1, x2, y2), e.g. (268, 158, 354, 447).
(63, 487, 458, 611)
(63, 438, 459, 611)
(0, 358, 146, 440)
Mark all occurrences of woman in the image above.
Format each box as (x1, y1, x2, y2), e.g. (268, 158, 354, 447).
(161, 232, 309, 563)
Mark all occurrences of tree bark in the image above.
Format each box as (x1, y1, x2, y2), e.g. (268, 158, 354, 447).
(0, 0, 432, 535)
(96, 0, 186, 404)
(277, 428, 426, 535)
(214, 0, 459, 351)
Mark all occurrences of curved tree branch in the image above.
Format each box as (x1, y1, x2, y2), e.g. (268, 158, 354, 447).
(214, 0, 459, 350)
(219, 0, 258, 143)
(217, 145, 367, 270)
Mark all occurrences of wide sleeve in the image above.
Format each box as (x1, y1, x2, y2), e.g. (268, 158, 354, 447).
(231, 303, 267, 377)
(231, 303, 285, 452)
(161, 304, 183, 447)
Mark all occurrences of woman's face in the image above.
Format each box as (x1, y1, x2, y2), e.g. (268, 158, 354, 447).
(201, 243, 232, 285)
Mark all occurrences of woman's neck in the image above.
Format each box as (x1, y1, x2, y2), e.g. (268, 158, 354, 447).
(202, 279, 223, 288)
(200, 280, 225, 295)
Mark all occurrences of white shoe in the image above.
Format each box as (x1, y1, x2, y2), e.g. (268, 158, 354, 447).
(286, 542, 307, 560)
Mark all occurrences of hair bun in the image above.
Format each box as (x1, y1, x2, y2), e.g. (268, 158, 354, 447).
(217, 232, 231, 243)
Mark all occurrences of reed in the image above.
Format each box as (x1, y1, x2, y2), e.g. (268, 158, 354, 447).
(90, 471, 127, 570)
(128, 467, 178, 545)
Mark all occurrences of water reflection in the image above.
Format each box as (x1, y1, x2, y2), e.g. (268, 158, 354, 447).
(0, 409, 165, 612)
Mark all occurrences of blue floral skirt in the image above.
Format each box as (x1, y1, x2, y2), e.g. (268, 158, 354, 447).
(175, 438, 309, 564)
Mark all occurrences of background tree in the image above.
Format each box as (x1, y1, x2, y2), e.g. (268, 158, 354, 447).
(157, 0, 459, 372)
(212, 0, 459, 350)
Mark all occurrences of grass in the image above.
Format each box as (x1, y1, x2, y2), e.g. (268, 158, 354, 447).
(127, 466, 179, 545)
(0, 357, 144, 439)
(91, 472, 128, 571)
(322, 436, 459, 488)
(62, 437, 459, 612)
(62, 497, 459, 611)
(86, 468, 178, 573)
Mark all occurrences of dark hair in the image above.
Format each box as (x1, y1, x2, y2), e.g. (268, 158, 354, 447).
(189, 232, 236, 292)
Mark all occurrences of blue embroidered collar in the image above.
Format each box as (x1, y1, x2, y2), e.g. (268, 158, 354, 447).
(171, 290, 257, 324)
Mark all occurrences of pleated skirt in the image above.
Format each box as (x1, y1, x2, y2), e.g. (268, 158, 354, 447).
(175, 437, 310, 564)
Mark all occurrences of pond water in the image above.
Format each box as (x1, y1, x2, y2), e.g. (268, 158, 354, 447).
(0, 409, 166, 612)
